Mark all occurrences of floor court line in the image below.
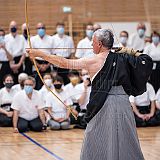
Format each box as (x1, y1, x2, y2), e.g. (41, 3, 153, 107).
(21, 132, 64, 160)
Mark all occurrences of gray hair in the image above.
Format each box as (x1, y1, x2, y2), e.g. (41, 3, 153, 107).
(24, 76, 36, 84)
(93, 29, 114, 49)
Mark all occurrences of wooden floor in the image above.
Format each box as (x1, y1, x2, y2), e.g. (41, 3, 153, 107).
(0, 127, 160, 160)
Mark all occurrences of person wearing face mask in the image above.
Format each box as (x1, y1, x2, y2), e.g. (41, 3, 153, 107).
(0, 74, 16, 127)
(21, 23, 33, 76)
(52, 22, 75, 85)
(64, 70, 80, 104)
(11, 77, 47, 133)
(46, 76, 74, 130)
(73, 69, 91, 129)
(30, 22, 54, 89)
(119, 31, 130, 47)
(0, 28, 13, 88)
(39, 73, 54, 104)
(12, 73, 28, 92)
(75, 23, 94, 58)
(128, 22, 146, 52)
(5, 21, 26, 84)
(63, 70, 81, 124)
(143, 31, 160, 92)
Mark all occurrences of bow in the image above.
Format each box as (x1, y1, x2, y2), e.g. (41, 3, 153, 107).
(25, 0, 77, 120)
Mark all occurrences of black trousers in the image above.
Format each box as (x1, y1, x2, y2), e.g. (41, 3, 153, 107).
(134, 105, 160, 127)
(70, 103, 80, 125)
(17, 117, 43, 133)
(24, 57, 33, 75)
(33, 60, 51, 90)
(74, 109, 87, 129)
(0, 61, 12, 89)
(12, 56, 24, 84)
(0, 113, 12, 127)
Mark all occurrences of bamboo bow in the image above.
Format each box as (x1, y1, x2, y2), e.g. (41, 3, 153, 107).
(24, 0, 77, 120)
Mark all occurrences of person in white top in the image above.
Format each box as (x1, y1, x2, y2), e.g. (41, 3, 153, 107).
(39, 73, 54, 104)
(0, 74, 16, 127)
(11, 77, 46, 133)
(52, 22, 74, 58)
(31, 22, 54, 89)
(63, 70, 80, 124)
(129, 83, 159, 127)
(46, 76, 74, 130)
(113, 30, 130, 48)
(119, 31, 130, 47)
(75, 23, 94, 58)
(75, 69, 91, 110)
(74, 69, 91, 129)
(5, 21, 25, 84)
(143, 31, 160, 92)
(21, 23, 33, 75)
(12, 73, 28, 92)
(128, 22, 146, 52)
(64, 70, 80, 104)
(144, 36, 151, 48)
(0, 28, 13, 88)
(52, 22, 75, 85)
(155, 88, 160, 114)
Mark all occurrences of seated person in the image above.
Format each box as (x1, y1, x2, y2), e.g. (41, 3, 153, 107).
(0, 74, 16, 127)
(155, 88, 160, 120)
(11, 76, 46, 133)
(46, 76, 75, 130)
(39, 73, 54, 104)
(129, 82, 159, 127)
(12, 73, 28, 91)
(64, 70, 81, 124)
(74, 69, 91, 128)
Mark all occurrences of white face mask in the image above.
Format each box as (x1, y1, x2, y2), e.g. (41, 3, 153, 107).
(82, 75, 90, 81)
(44, 79, 52, 87)
(120, 37, 127, 45)
(138, 29, 145, 37)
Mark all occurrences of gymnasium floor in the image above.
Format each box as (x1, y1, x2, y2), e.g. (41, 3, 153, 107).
(0, 127, 160, 160)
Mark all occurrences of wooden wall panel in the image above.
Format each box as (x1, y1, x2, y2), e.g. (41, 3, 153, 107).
(0, 0, 160, 44)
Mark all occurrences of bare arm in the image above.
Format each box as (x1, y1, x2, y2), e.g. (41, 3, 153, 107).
(78, 81, 89, 105)
(78, 90, 88, 106)
(131, 102, 141, 117)
(0, 44, 13, 61)
(13, 110, 19, 129)
(38, 109, 46, 125)
(26, 49, 93, 70)
(0, 108, 8, 115)
(156, 101, 160, 109)
(47, 107, 53, 118)
(4, 47, 13, 61)
(149, 101, 156, 116)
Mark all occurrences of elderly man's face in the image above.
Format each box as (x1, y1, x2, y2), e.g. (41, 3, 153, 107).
(92, 35, 101, 54)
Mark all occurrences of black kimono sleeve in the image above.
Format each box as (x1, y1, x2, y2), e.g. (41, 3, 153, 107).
(123, 53, 153, 96)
